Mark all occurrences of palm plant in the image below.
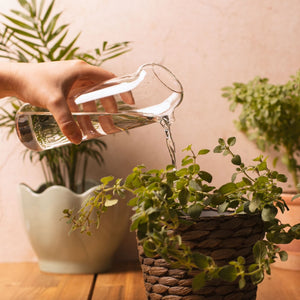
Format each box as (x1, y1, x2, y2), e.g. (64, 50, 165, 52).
(0, 0, 131, 192)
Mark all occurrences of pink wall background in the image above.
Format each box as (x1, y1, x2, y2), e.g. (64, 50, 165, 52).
(0, 0, 300, 262)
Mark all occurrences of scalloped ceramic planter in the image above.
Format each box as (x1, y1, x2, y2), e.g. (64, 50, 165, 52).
(19, 184, 130, 274)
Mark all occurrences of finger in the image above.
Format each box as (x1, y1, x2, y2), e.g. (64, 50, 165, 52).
(79, 101, 102, 138)
(100, 96, 118, 113)
(120, 91, 135, 104)
(73, 99, 117, 138)
(98, 114, 121, 134)
(47, 97, 82, 144)
(98, 96, 120, 134)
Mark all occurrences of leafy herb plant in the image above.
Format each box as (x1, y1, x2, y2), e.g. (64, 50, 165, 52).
(0, 0, 131, 192)
(222, 72, 300, 192)
(65, 137, 300, 290)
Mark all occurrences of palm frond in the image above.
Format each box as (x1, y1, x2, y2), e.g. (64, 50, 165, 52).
(41, 0, 55, 27)
(77, 41, 132, 66)
(55, 33, 80, 61)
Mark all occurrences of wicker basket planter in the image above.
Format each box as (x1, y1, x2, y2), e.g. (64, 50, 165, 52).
(137, 211, 265, 300)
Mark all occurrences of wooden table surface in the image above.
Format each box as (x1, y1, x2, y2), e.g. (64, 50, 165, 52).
(0, 262, 299, 300)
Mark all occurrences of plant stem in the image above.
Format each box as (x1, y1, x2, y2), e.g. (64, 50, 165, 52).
(81, 156, 88, 192)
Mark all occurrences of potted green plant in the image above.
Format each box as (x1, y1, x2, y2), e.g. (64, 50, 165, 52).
(0, 0, 131, 274)
(65, 137, 300, 299)
(222, 72, 300, 270)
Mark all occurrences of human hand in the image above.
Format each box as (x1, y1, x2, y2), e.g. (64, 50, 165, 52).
(2, 60, 134, 144)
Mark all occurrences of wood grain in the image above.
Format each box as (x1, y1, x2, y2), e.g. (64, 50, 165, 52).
(0, 262, 298, 300)
(92, 262, 147, 300)
(0, 263, 94, 300)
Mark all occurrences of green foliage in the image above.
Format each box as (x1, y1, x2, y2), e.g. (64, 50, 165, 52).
(65, 137, 300, 289)
(222, 72, 300, 191)
(0, 0, 131, 192)
(0, 99, 20, 137)
(0, 0, 131, 63)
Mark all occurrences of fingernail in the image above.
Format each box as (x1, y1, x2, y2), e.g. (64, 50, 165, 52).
(69, 132, 82, 144)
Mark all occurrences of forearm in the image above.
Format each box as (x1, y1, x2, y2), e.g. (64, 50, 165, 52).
(0, 62, 21, 98)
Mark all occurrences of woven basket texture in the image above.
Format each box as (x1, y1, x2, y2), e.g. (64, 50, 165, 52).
(138, 213, 265, 300)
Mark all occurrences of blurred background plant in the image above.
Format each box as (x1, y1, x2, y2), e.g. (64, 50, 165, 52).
(222, 71, 300, 192)
(0, 0, 131, 192)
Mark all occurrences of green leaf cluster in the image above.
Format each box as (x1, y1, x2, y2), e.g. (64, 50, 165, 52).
(222, 72, 300, 191)
(0, 0, 131, 192)
(66, 137, 300, 289)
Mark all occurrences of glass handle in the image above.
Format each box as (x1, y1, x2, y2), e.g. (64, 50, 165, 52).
(75, 70, 146, 104)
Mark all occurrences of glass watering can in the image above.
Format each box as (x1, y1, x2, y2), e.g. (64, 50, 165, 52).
(15, 63, 183, 151)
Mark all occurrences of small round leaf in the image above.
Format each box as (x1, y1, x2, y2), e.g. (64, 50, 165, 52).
(231, 155, 242, 165)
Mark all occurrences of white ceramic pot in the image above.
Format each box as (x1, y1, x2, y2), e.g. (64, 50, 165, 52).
(19, 183, 130, 274)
